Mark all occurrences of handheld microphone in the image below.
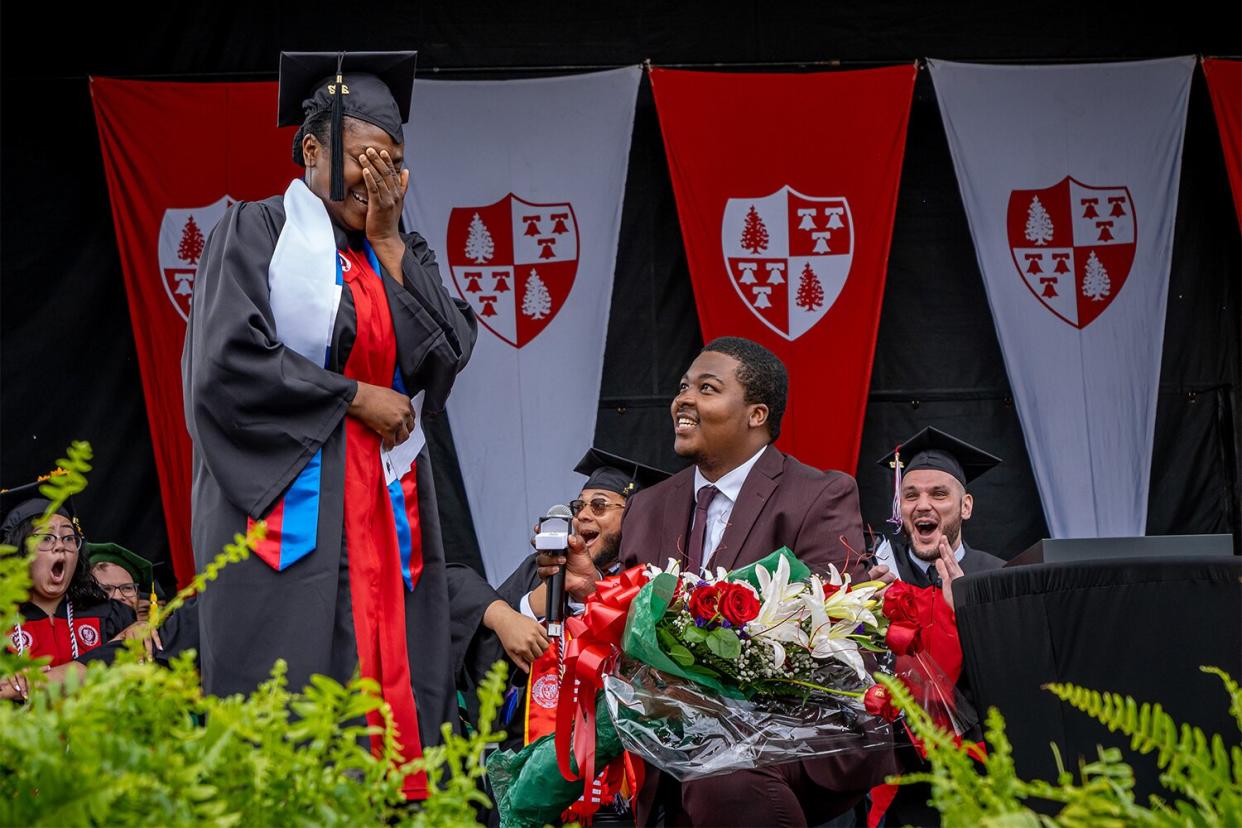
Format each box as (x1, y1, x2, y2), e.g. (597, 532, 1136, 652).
(536, 504, 573, 637)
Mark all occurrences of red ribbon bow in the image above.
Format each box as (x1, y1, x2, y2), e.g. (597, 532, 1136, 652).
(553, 565, 649, 813)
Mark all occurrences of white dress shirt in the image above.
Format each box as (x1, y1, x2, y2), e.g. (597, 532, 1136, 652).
(690, 445, 769, 571)
(906, 540, 966, 576)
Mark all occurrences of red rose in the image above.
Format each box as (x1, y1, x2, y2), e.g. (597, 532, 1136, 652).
(719, 583, 761, 626)
(883, 581, 920, 624)
(864, 684, 900, 722)
(823, 582, 841, 599)
(687, 584, 721, 623)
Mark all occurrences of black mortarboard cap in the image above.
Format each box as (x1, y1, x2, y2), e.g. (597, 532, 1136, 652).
(876, 426, 1002, 487)
(277, 51, 417, 202)
(573, 448, 671, 498)
(0, 473, 79, 542)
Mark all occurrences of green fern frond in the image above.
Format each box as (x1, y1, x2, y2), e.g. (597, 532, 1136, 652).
(1045, 672, 1242, 821)
(1201, 666, 1242, 734)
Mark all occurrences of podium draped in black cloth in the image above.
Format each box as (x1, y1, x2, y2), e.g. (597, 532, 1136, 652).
(954, 555, 1242, 802)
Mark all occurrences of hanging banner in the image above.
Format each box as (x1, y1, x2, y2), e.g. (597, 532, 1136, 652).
(929, 57, 1194, 538)
(650, 65, 916, 473)
(1203, 58, 1242, 230)
(402, 68, 640, 584)
(92, 78, 298, 585)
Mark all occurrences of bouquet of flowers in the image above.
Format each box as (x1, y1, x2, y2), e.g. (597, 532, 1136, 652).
(604, 547, 894, 781)
(488, 548, 967, 828)
(644, 548, 886, 698)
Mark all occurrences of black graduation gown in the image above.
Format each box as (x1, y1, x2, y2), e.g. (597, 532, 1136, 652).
(884, 538, 1004, 827)
(446, 556, 539, 694)
(182, 194, 476, 749)
(890, 537, 1006, 587)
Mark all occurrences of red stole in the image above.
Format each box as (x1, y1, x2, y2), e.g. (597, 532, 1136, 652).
(339, 246, 427, 799)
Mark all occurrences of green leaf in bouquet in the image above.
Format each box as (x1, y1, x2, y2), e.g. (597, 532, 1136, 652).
(657, 625, 680, 652)
(681, 624, 708, 644)
(681, 664, 723, 682)
(706, 627, 742, 661)
(726, 547, 810, 591)
(622, 572, 747, 700)
(668, 644, 696, 667)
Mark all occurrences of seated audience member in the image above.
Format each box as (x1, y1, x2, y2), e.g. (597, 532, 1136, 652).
(88, 542, 155, 621)
(539, 337, 894, 828)
(448, 449, 667, 681)
(871, 426, 1005, 587)
(511, 448, 669, 621)
(0, 487, 136, 700)
(867, 428, 1004, 828)
(459, 449, 668, 752)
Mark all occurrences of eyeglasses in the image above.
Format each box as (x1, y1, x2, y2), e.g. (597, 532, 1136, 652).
(33, 533, 84, 552)
(102, 582, 141, 599)
(570, 499, 625, 518)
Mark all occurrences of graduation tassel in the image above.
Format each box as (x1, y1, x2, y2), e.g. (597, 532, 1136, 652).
(888, 446, 903, 531)
(329, 52, 347, 202)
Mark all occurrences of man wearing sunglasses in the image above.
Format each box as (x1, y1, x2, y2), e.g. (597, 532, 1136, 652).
(512, 448, 669, 623)
(451, 449, 668, 754)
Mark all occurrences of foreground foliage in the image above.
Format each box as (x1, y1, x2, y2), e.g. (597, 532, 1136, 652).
(0, 443, 501, 826)
(880, 663, 1242, 827)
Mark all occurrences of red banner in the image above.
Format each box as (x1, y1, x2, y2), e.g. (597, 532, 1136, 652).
(91, 79, 298, 585)
(1203, 59, 1242, 231)
(651, 66, 915, 472)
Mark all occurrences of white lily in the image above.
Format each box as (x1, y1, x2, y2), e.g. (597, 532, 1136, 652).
(803, 575, 867, 679)
(743, 556, 809, 669)
(824, 580, 880, 629)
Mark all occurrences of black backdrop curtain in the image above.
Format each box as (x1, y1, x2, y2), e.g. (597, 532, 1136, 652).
(2, 1, 1238, 592)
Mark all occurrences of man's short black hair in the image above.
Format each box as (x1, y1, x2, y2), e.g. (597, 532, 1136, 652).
(701, 336, 788, 440)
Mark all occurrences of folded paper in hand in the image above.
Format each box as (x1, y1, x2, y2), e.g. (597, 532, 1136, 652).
(381, 391, 425, 485)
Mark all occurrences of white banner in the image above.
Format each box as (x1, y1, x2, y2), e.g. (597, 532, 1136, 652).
(404, 67, 640, 583)
(929, 57, 1193, 539)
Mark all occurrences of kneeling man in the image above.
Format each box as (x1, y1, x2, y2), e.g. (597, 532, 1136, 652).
(544, 336, 894, 826)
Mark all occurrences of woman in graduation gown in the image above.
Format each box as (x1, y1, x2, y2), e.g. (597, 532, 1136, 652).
(1, 492, 137, 700)
(181, 51, 476, 800)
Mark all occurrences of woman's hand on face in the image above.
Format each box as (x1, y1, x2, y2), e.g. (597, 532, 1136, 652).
(349, 381, 415, 450)
(359, 147, 409, 248)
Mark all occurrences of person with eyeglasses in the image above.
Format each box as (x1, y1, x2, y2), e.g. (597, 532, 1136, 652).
(452, 448, 669, 770)
(0, 488, 138, 700)
(87, 542, 156, 622)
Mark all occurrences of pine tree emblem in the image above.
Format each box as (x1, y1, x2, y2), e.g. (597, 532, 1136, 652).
(178, 216, 205, 265)
(739, 206, 769, 255)
(521, 269, 552, 320)
(1024, 196, 1054, 246)
(464, 212, 495, 264)
(795, 263, 825, 312)
(1081, 251, 1111, 301)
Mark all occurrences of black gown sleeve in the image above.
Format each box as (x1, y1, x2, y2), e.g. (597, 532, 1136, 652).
(182, 199, 359, 518)
(74, 600, 138, 666)
(383, 231, 478, 414)
(445, 563, 503, 679)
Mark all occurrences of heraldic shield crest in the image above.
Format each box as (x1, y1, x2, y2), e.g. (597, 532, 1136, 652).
(1007, 177, 1136, 329)
(721, 186, 853, 341)
(158, 196, 234, 322)
(446, 194, 579, 348)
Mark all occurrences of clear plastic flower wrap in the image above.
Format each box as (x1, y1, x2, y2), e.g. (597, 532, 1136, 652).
(603, 660, 895, 780)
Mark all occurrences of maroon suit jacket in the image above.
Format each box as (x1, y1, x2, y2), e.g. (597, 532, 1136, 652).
(619, 444, 868, 581)
(618, 445, 895, 824)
